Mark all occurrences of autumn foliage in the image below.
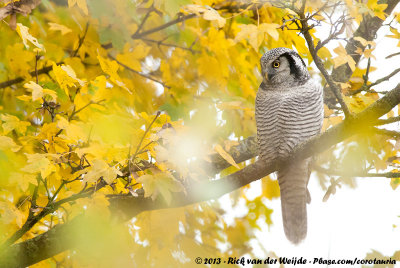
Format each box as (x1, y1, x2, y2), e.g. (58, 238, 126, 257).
(0, 0, 400, 267)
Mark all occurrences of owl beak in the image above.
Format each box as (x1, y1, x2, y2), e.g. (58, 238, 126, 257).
(264, 72, 273, 81)
(264, 72, 269, 81)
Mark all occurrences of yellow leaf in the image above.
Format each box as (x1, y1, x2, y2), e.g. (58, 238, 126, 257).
(333, 43, 356, 71)
(353, 36, 375, 47)
(115, 43, 151, 72)
(235, 23, 279, 51)
(322, 116, 343, 131)
(258, 23, 280, 41)
(136, 174, 155, 199)
(83, 159, 122, 184)
(0, 136, 21, 152)
(24, 81, 57, 101)
(76, 192, 110, 218)
(390, 178, 400, 190)
(16, 23, 45, 52)
(203, 8, 226, 28)
(48, 22, 72, 35)
(0, 201, 25, 228)
(21, 153, 56, 179)
(0, 114, 30, 134)
(77, 0, 88, 15)
(68, 0, 88, 15)
(9, 172, 37, 192)
(367, 0, 387, 20)
(52, 63, 85, 96)
(136, 173, 183, 204)
(6, 43, 35, 77)
(97, 54, 132, 94)
(183, 4, 208, 14)
(262, 176, 280, 200)
(214, 144, 239, 169)
(323, 104, 333, 117)
(17, 95, 32, 101)
(344, 94, 375, 113)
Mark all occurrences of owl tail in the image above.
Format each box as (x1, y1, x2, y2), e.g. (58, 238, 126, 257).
(277, 159, 311, 244)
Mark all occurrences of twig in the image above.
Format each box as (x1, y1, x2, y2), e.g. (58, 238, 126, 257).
(102, 13, 198, 50)
(68, 99, 105, 121)
(72, 22, 89, 57)
(133, 7, 155, 36)
(35, 52, 40, 84)
(373, 127, 400, 138)
(368, 68, 400, 89)
(141, 38, 199, 53)
(131, 111, 161, 161)
(386, 51, 400, 59)
(131, 13, 198, 39)
(314, 165, 400, 178)
(351, 67, 400, 95)
(108, 54, 170, 88)
(374, 116, 400, 126)
(49, 181, 66, 202)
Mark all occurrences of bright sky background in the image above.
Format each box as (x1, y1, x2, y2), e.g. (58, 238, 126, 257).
(220, 4, 400, 267)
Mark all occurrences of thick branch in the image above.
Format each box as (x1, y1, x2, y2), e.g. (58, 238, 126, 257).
(2, 83, 399, 267)
(0, 0, 41, 21)
(0, 62, 63, 89)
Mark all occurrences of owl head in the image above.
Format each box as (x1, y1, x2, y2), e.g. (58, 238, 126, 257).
(260, 47, 310, 86)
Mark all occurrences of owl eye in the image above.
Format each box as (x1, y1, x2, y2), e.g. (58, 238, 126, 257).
(272, 61, 280, 68)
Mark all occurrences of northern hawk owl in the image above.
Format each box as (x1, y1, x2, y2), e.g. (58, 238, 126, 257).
(255, 47, 324, 244)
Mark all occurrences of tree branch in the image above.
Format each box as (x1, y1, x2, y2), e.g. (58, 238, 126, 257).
(0, 0, 41, 21)
(0, 62, 63, 89)
(131, 13, 197, 40)
(314, 165, 400, 178)
(108, 54, 170, 88)
(351, 67, 400, 95)
(374, 116, 400, 126)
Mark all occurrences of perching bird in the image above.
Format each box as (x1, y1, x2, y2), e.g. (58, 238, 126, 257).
(255, 47, 324, 244)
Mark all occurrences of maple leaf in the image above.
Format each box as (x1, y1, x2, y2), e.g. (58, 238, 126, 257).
(367, 0, 388, 20)
(0, 136, 21, 152)
(235, 23, 279, 51)
(332, 43, 356, 71)
(68, 0, 88, 15)
(52, 63, 85, 96)
(136, 173, 183, 205)
(24, 81, 57, 101)
(48, 22, 72, 35)
(0, 201, 25, 228)
(83, 159, 122, 184)
(262, 176, 280, 200)
(16, 23, 45, 52)
(97, 54, 132, 94)
(214, 144, 239, 169)
(116, 43, 150, 72)
(8, 172, 37, 192)
(21, 153, 56, 179)
(344, 94, 376, 113)
(0, 114, 30, 134)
